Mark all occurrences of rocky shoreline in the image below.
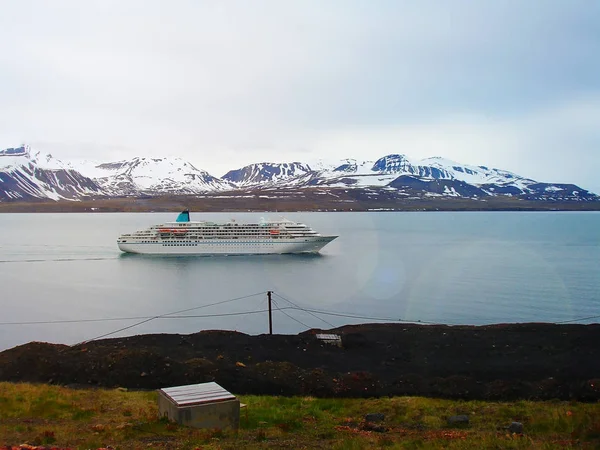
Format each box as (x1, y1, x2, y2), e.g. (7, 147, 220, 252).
(1, 323, 599, 401)
(2, 191, 600, 213)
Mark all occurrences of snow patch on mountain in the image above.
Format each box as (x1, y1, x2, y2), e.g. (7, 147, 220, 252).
(0, 146, 103, 201)
(1, 145, 597, 202)
(308, 158, 375, 175)
(222, 162, 312, 187)
(306, 157, 396, 187)
(418, 156, 535, 190)
(300, 153, 598, 200)
(1, 147, 65, 171)
(74, 157, 232, 194)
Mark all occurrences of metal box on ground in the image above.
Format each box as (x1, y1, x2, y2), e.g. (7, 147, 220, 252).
(315, 333, 342, 347)
(158, 382, 240, 430)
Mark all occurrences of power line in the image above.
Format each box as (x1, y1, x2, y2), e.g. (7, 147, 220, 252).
(272, 299, 311, 329)
(273, 292, 336, 328)
(555, 314, 600, 324)
(0, 308, 295, 326)
(166, 310, 273, 319)
(273, 291, 440, 325)
(287, 306, 438, 325)
(74, 291, 267, 346)
(275, 292, 599, 326)
(0, 316, 150, 325)
(273, 290, 433, 324)
(232, 295, 266, 331)
(0, 306, 410, 328)
(4, 289, 594, 334)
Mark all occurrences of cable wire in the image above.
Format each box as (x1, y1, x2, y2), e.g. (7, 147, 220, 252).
(272, 299, 311, 329)
(0, 316, 150, 325)
(232, 295, 266, 332)
(5, 290, 593, 333)
(165, 309, 273, 319)
(274, 293, 599, 326)
(74, 291, 266, 345)
(0, 308, 298, 326)
(555, 314, 600, 324)
(273, 292, 336, 328)
(287, 306, 438, 324)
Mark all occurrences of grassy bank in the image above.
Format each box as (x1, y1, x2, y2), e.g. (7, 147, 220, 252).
(1, 383, 599, 449)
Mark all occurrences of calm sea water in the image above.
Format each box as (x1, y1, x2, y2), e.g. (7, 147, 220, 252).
(0, 212, 598, 351)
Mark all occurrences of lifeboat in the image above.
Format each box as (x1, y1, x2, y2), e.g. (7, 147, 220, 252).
(158, 228, 187, 233)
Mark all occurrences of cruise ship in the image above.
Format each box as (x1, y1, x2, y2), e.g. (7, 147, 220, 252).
(117, 210, 338, 255)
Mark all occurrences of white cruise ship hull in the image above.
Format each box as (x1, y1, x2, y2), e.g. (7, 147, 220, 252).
(118, 236, 337, 255)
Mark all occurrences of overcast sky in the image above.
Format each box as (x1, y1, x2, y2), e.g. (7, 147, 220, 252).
(1, 0, 599, 191)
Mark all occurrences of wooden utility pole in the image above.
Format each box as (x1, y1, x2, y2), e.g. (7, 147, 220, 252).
(267, 291, 273, 335)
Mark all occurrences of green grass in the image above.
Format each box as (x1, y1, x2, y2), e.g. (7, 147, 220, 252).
(0, 382, 599, 449)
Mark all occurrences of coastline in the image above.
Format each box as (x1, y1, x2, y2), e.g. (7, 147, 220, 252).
(1, 322, 598, 401)
(1, 192, 600, 213)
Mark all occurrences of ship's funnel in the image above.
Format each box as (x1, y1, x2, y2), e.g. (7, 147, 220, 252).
(176, 210, 190, 223)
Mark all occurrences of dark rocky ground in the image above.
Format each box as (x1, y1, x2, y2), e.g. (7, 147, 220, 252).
(1, 323, 599, 401)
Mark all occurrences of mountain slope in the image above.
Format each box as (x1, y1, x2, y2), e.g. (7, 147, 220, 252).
(0, 145, 597, 203)
(0, 146, 103, 201)
(297, 154, 596, 201)
(73, 157, 233, 195)
(222, 162, 312, 187)
(388, 175, 488, 197)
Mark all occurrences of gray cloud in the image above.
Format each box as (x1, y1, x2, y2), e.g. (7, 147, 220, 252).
(0, 0, 599, 191)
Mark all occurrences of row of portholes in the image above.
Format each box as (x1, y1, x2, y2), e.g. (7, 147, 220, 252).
(161, 242, 278, 246)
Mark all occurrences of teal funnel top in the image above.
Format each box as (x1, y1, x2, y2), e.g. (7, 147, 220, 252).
(176, 210, 190, 222)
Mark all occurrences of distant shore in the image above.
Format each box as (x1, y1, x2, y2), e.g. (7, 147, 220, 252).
(1, 192, 600, 213)
(1, 323, 599, 401)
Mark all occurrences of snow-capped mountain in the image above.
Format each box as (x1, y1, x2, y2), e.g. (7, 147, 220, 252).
(0, 145, 597, 203)
(222, 162, 313, 187)
(311, 154, 531, 187)
(302, 154, 597, 201)
(0, 146, 103, 201)
(71, 157, 233, 195)
(418, 156, 534, 187)
(307, 157, 398, 188)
